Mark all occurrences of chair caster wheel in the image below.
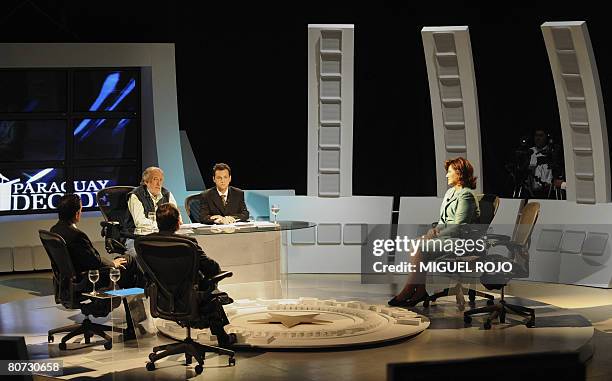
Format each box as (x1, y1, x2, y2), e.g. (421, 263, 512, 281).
(185, 354, 192, 365)
(104, 341, 112, 350)
(486, 299, 495, 306)
(483, 320, 492, 330)
(526, 320, 535, 328)
(149, 353, 156, 362)
(423, 299, 430, 308)
(146, 362, 155, 371)
(194, 364, 203, 374)
(229, 357, 236, 366)
(464, 315, 472, 324)
(48, 335, 54, 343)
(58, 342, 67, 350)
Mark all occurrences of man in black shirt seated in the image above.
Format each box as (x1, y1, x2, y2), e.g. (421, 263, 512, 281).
(145, 203, 236, 346)
(50, 194, 142, 288)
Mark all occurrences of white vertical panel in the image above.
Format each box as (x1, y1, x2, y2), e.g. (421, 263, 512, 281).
(32, 245, 51, 270)
(308, 25, 354, 197)
(542, 21, 611, 203)
(422, 26, 483, 197)
(0, 247, 13, 272)
(13, 246, 33, 271)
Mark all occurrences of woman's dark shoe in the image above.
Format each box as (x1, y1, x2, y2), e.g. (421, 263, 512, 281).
(388, 296, 408, 307)
(405, 291, 430, 307)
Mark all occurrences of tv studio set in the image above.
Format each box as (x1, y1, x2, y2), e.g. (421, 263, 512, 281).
(2, 3, 612, 381)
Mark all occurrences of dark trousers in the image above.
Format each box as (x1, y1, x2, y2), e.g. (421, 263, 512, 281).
(199, 256, 221, 279)
(118, 254, 145, 289)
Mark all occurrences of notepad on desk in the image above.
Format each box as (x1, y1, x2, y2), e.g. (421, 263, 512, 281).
(180, 223, 207, 229)
(105, 288, 145, 297)
(254, 221, 278, 228)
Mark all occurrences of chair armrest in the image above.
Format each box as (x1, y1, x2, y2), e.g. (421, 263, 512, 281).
(485, 234, 511, 242)
(492, 240, 524, 251)
(206, 271, 233, 284)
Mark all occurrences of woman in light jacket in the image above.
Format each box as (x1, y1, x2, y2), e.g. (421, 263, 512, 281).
(389, 157, 480, 307)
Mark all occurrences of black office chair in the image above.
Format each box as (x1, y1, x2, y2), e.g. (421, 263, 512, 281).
(96, 186, 135, 222)
(464, 201, 540, 329)
(96, 186, 135, 252)
(135, 235, 236, 374)
(428, 194, 499, 309)
(40, 230, 119, 350)
(185, 193, 203, 223)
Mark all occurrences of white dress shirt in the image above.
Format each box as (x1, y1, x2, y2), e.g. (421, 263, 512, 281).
(128, 190, 178, 230)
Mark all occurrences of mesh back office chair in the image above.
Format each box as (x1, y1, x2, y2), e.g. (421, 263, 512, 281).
(184, 193, 202, 223)
(40, 230, 118, 350)
(96, 186, 135, 222)
(428, 194, 500, 309)
(96, 186, 135, 251)
(135, 236, 236, 374)
(464, 202, 540, 329)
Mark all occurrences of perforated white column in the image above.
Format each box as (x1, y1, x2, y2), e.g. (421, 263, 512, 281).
(421, 26, 483, 196)
(307, 25, 354, 197)
(542, 21, 611, 204)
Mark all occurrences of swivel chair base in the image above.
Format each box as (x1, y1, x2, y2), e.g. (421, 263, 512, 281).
(49, 298, 138, 350)
(463, 288, 535, 329)
(429, 283, 495, 311)
(146, 327, 236, 374)
(48, 318, 113, 350)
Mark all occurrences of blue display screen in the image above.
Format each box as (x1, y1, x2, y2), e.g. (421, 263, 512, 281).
(73, 118, 137, 160)
(73, 70, 139, 112)
(0, 120, 66, 162)
(0, 68, 141, 216)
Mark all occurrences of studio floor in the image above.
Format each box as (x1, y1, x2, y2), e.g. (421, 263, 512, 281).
(1, 272, 611, 381)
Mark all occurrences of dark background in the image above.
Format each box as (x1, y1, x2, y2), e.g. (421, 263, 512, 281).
(1, 1, 610, 199)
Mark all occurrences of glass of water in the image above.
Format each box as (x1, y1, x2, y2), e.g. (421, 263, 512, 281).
(147, 212, 157, 232)
(109, 268, 121, 291)
(88, 269, 100, 295)
(270, 204, 280, 225)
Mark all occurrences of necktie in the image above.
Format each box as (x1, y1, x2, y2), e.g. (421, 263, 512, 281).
(221, 194, 227, 206)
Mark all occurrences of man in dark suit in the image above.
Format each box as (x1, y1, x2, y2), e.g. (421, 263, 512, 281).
(148, 203, 223, 279)
(145, 203, 236, 346)
(199, 163, 249, 224)
(50, 194, 142, 288)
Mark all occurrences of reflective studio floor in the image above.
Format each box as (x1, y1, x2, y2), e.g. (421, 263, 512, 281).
(1, 272, 612, 381)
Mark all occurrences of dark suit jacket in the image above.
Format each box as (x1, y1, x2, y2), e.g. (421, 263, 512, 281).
(199, 186, 249, 224)
(145, 231, 221, 277)
(50, 220, 114, 274)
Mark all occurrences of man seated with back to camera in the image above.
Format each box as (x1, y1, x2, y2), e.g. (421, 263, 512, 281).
(145, 202, 236, 346)
(200, 163, 249, 224)
(50, 194, 143, 288)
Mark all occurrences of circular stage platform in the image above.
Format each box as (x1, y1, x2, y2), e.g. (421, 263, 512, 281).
(156, 298, 430, 349)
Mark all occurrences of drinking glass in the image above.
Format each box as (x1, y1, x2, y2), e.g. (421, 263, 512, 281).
(148, 212, 157, 232)
(109, 268, 121, 291)
(270, 204, 280, 224)
(88, 269, 100, 295)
